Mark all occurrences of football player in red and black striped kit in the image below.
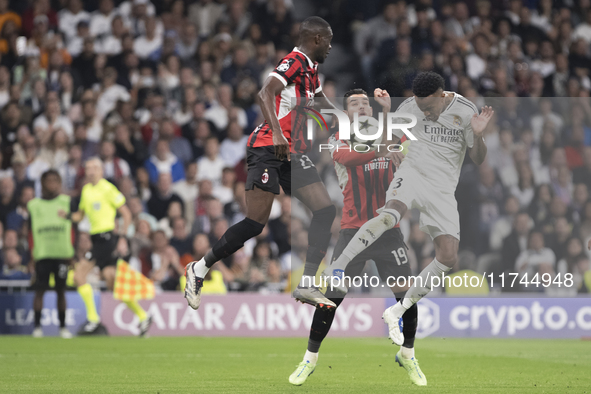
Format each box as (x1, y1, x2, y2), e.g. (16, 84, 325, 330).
(185, 17, 340, 310)
(289, 89, 425, 386)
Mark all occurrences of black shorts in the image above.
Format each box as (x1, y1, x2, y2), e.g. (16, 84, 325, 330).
(332, 228, 411, 281)
(245, 146, 322, 196)
(87, 232, 119, 269)
(34, 259, 70, 290)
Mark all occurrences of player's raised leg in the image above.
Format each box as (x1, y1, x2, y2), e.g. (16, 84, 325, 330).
(291, 181, 337, 308)
(185, 187, 270, 310)
(324, 199, 407, 294)
(384, 234, 457, 345)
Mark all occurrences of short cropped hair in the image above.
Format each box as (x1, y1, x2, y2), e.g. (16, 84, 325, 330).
(343, 88, 368, 110)
(412, 72, 445, 97)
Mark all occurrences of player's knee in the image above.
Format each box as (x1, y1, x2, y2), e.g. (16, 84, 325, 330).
(312, 205, 336, 227)
(378, 209, 400, 229)
(241, 217, 265, 239)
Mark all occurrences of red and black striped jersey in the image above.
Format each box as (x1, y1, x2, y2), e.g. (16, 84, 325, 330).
(329, 132, 398, 230)
(247, 47, 322, 154)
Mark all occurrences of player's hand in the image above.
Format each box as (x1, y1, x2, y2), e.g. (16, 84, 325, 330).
(116, 237, 129, 257)
(374, 88, 391, 110)
(471, 106, 494, 136)
(273, 132, 290, 161)
(386, 151, 405, 167)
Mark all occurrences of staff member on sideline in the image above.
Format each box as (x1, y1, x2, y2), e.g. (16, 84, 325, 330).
(66, 157, 152, 336)
(28, 170, 75, 339)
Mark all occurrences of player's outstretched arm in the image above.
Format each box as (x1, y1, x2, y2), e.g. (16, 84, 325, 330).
(258, 76, 290, 161)
(468, 105, 494, 165)
(314, 90, 340, 112)
(58, 209, 84, 223)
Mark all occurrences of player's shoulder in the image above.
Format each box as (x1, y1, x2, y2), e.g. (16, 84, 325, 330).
(275, 51, 304, 72)
(395, 96, 417, 112)
(27, 198, 39, 209)
(451, 93, 479, 118)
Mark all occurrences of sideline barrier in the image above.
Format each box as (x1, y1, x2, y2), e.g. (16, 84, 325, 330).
(1, 292, 591, 338)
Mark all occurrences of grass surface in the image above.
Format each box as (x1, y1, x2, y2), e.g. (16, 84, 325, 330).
(1, 336, 590, 393)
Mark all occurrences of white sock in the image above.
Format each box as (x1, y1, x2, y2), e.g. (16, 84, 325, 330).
(330, 210, 400, 272)
(299, 275, 315, 287)
(304, 350, 318, 364)
(193, 257, 210, 278)
(401, 258, 451, 310)
(400, 346, 415, 359)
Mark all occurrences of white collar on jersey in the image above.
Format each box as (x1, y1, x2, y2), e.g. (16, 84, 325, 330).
(293, 47, 316, 69)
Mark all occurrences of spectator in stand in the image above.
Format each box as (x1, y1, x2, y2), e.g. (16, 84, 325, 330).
(169, 217, 191, 257)
(172, 161, 198, 227)
(0, 247, 29, 279)
(100, 140, 131, 185)
(147, 229, 183, 291)
(113, 124, 148, 173)
(0, 176, 16, 226)
(490, 196, 520, 253)
(219, 120, 247, 167)
(89, 0, 116, 39)
(156, 119, 192, 165)
(515, 230, 556, 283)
(144, 139, 185, 185)
(147, 172, 184, 221)
(573, 147, 591, 190)
(197, 136, 227, 185)
(500, 212, 532, 276)
(5, 185, 33, 233)
(157, 200, 183, 239)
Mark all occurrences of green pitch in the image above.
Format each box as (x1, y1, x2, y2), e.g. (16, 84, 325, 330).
(1, 336, 590, 393)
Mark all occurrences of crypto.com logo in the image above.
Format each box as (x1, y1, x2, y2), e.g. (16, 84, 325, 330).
(305, 108, 418, 142)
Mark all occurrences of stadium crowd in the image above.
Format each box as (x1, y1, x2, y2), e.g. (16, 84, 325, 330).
(0, 0, 590, 294)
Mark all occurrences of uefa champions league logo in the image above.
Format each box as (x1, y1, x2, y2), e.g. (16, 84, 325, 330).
(416, 298, 440, 339)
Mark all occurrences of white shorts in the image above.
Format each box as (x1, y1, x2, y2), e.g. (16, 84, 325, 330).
(382, 165, 460, 240)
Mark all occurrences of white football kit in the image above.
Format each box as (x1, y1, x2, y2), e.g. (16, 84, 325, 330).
(384, 93, 479, 240)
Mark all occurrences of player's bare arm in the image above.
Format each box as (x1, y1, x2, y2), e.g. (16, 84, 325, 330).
(58, 209, 84, 223)
(468, 106, 494, 165)
(258, 76, 290, 161)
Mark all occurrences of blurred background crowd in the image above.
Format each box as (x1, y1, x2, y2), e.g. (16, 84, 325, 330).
(0, 0, 590, 294)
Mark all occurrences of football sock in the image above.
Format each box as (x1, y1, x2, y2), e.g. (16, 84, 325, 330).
(78, 284, 100, 323)
(401, 346, 415, 359)
(395, 292, 418, 350)
(301, 205, 337, 279)
(303, 350, 318, 364)
(34, 311, 41, 328)
(58, 311, 66, 328)
(308, 292, 344, 352)
(401, 258, 451, 310)
(329, 209, 400, 273)
(205, 217, 265, 268)
(124, 300, 148, 322)
(193, 257, 209, 278)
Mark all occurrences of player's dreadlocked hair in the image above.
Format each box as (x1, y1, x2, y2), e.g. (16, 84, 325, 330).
(412, 72, 445, 97)
(343, 88, 368, 110)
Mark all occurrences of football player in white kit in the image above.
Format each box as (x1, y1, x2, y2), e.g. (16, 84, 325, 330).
(325, 72, 494, 348)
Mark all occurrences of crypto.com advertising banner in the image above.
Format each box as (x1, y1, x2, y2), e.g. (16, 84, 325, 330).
(288, 95, 591, 298)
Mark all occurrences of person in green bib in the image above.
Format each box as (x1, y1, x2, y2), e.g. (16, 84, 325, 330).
(66, 157, 152, 336)
(28, 170, 76, 339)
